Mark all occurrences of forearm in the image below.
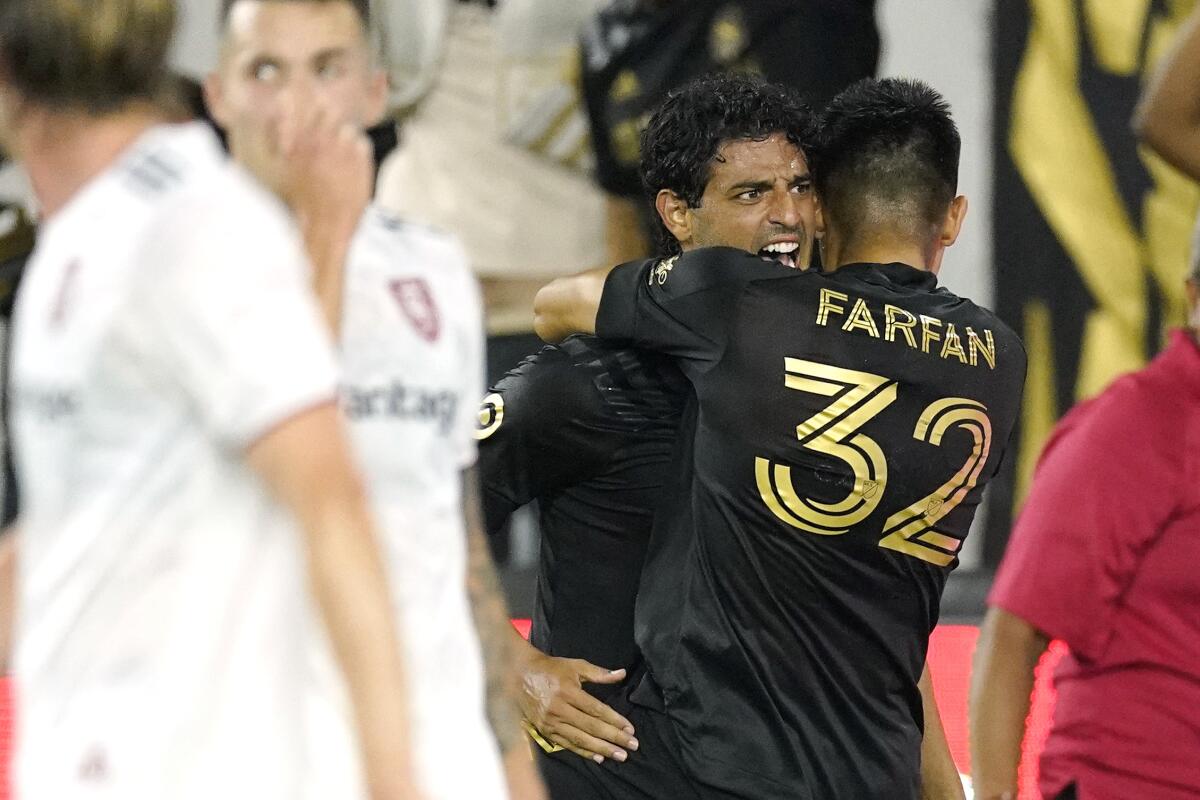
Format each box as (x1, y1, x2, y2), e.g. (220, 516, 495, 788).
(301, 218, 355, 335)
(919, 663, 965, 800)
(0, 529, 16, 674)
(1134, 7, 1200, 178)
(970, 607, 1049, 800)
(532, 269, 610, 343)
(304, 491, 414, 798)
(463, 469, 525, 754)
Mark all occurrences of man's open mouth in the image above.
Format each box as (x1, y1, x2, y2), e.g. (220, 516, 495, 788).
(759, 241, 801, 269)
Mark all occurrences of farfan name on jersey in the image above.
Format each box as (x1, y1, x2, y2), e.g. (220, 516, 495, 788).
(816, 287, 998, 370)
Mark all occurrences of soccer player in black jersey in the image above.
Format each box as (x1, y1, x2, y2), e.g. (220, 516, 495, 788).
(478, 74, 818, 760)
(534, 78, 1025, 799)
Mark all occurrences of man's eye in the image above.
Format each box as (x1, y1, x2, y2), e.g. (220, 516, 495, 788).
(737, 189, 761, 201)
(317, 62, 346, 80)
(792, 183, 812, 195)
(252, 63, 279, 82)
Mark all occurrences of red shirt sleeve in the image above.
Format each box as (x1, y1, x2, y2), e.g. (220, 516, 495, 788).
(988, 377, 1183, 661)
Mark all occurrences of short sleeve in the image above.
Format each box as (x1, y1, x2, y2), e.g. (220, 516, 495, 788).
(132, 193, 338, 449)
(596, 246, 785, 374)
(452, 256, 487, 470)
(988, 384, 1181, 660)
(475, 343, 617, 539)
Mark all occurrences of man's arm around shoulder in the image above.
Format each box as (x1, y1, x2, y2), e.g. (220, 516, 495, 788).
(533, 266, 613, 344)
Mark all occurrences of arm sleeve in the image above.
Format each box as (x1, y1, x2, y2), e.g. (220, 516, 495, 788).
(475, 345, 616, 540)
(132, 197, 339, 450)
(595, 246, 784, 374)
(987, 387, 1182, 661)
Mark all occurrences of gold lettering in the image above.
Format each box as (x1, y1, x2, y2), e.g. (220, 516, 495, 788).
(920, 315, 943, 355)
(884, 305, 919, 349)
(940, 323, 968, 364)
(967, 327, 997, 370)
(817, 288, 849, 327)
(841, 297, 881, 338)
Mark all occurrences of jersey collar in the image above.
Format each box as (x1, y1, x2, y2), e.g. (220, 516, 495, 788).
(829, 262, 939, 291)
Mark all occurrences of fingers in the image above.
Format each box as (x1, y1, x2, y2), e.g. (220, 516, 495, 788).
(542, 712, 631, 764)
(577, 661, 627, 685)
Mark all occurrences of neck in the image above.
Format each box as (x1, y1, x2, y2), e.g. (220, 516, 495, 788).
(821, 230, 939, 274)
(16, 103, 164, 218)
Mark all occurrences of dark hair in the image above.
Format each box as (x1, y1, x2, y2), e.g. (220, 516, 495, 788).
(816, 77, 960, 246)
(639, 72, 816, 255)
(0, 0, 176, 114)
(221, 0, 369, 29)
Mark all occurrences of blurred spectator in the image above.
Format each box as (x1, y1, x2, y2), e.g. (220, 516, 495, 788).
(969, 228, 1200, 800)
(379, 0, 609, 346)
(580, 0, 879, 262)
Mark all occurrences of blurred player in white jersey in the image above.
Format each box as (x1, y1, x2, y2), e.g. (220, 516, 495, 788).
(205, 2, 545, 798)
(0, 0, 420, 798)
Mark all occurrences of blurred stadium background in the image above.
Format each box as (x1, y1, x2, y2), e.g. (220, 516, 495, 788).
(1, 0, 1194, 797)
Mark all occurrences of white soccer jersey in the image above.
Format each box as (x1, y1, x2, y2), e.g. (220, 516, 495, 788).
(9, 123, 339, 799)
(308, 207, 506, 800)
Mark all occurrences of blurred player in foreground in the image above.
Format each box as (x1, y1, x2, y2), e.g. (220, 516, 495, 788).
(0, 0, 417, 798)
(534, 78, 1025, 799)
(205, 0, 544, 797)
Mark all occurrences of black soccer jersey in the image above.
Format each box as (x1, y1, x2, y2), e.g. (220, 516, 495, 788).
(597, 247, 1026, 800)
(476, 335, 688, 683)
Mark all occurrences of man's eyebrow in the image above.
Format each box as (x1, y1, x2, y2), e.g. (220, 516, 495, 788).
(726, 180, 774, 193)
(312, 46, 352, 64)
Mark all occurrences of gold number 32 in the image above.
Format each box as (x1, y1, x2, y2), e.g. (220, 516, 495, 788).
(755, 358, 992, 567)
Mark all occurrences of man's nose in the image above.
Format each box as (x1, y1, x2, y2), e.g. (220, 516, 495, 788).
(768, 190, 804, 229)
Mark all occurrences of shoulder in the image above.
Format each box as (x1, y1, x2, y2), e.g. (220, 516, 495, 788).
(651, 246, 801, 294)
(1044, 362, 1181, 467)
(142, 154, 300, 276)
(492, 339, 597, 406)
(356, 207, 472, 281)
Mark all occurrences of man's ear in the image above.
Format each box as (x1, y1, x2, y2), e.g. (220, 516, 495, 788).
(203, 72, 230, 129)
(655, 189, 693, 249)
(364, 68, 389, 128)
(941, 194, 969, 247)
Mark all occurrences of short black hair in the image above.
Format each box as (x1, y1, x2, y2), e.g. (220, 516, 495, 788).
(816, 77, 960, 246)
(220, 0, 369, 29)
(639, 72, 816, 255)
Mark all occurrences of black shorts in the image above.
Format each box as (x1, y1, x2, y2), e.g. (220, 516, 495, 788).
(537, 681, 741, 800)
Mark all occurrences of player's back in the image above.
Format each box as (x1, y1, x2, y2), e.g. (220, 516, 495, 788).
(333, 209, 505, 798)
(477, 335, 688, 682)
(10, 122, 337, 799)
(601, 248, 1026, 799)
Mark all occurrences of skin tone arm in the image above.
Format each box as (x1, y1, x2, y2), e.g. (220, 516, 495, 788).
(1133, 6, 1200, 177)
(462, 469, 548, 799)
(532, 267, 610, 343)
(246, 404, 419, 800)
(920, 663, 966, 800)
(969, 606, 1051, 800)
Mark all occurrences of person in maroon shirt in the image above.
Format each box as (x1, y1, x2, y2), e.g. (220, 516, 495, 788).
(969, 243, 1200, 800)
